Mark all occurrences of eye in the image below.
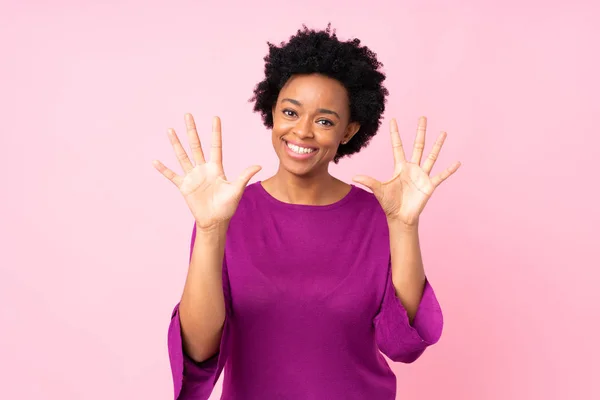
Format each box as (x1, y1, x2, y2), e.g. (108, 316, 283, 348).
(282, 109, 297, 117)
(317, 119, 334, 127)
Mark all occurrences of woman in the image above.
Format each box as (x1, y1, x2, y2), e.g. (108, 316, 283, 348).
(153, 25, 460, 400)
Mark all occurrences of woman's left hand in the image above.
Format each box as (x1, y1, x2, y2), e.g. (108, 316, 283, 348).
(352, 117, 461, 227)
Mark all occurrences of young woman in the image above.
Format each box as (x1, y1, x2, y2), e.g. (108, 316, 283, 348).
(153, 25, 460, 400)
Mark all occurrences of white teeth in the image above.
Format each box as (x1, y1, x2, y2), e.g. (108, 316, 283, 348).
(286, 141, 315, 154)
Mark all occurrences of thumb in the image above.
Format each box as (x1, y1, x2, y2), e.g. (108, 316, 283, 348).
(352, 175, 382, 196)
(236, 165, 262, 189)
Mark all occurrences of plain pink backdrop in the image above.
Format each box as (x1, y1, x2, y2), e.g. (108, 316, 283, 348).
(1, 0, 599, 399)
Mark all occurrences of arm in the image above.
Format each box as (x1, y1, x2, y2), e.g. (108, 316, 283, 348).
(155, 113, 259, 399)
(179, 222, 228, 363)
(388, 219, 426, 323)
(167, 223, 231, 400)
(374, 219, 443, 364)
(353, 117, 459, 364)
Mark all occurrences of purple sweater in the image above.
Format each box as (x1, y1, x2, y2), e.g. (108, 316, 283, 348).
(167, 182, 443, 399)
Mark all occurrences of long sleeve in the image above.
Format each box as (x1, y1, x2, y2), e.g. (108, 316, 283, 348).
(167, 224, 231, 400)
(374, 261, 443, 364)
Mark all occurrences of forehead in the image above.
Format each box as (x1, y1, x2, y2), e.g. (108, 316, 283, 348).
(279, 74, 349, 111)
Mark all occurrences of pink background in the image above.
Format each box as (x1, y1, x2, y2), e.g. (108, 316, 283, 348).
(1, 1, 599, 399)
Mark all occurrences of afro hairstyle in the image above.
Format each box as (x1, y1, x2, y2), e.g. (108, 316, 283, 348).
(250, 24, 389, 163)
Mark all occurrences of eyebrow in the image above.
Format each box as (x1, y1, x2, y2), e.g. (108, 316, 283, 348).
(281, 98, 340, 119)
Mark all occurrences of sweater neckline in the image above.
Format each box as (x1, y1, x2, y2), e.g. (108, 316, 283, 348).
(253, 181, 360, 211)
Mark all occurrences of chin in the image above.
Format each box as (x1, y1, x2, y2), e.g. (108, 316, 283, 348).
(279, 158, 317, 177)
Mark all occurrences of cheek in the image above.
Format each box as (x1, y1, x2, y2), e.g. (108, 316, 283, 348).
(271, 119, 285, 145)
(273, 114, 292, 133)
(317, 129, 345, 147)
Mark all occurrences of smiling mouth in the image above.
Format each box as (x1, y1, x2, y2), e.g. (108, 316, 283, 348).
(283, 139, 317, 155)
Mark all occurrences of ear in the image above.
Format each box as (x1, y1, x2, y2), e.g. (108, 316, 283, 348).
(342, 122, 361, 144)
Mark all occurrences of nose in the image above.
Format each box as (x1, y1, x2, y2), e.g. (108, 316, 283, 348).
(292, 116, 313, 139)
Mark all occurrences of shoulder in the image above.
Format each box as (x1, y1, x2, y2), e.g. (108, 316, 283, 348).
(351, 184, 380, 206)
(228, 181, 268, 221)
(336, 184, 389, 230)
(350, 185, 385, 214)
(238, 181, 265, 208)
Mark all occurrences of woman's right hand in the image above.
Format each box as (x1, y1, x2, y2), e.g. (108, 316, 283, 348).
(153, 114, 262, 232)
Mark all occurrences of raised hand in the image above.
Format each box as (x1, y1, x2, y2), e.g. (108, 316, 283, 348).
(353, 117, 460, 226)
(153, 114, 262, 231)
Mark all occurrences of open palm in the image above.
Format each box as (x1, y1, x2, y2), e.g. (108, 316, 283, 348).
(153, 114, 261, 230)
(353, 117, 460, 226)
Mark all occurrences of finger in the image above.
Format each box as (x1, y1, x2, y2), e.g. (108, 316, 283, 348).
(431, 161, 461, 187)
(422, 131, 447, 175)
(352, 175, 383, 197)
(235, 165, 262, 189)
(168, 128, 194, 173)
(185, 113, 206, 165)
(152, 159, 183, 187)
(211, 116, 223, 166)
(390, 119, 407, 164)
(411, 116, 427, 165)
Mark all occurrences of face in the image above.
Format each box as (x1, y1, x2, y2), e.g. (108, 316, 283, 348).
(271, 74, 360, 177)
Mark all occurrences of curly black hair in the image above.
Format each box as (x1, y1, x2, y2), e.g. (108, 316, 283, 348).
(250, 24, 389, 163)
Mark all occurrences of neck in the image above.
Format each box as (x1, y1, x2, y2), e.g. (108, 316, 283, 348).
(264, 166, 346, 206)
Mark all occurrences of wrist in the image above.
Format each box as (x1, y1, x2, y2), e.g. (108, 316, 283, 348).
(387, 217, 419, 232)
(195, 220, 229, 237)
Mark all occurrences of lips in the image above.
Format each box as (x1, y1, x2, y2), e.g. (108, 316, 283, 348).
(282, 138, 318, 150)
(282, 138, 319, 160)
